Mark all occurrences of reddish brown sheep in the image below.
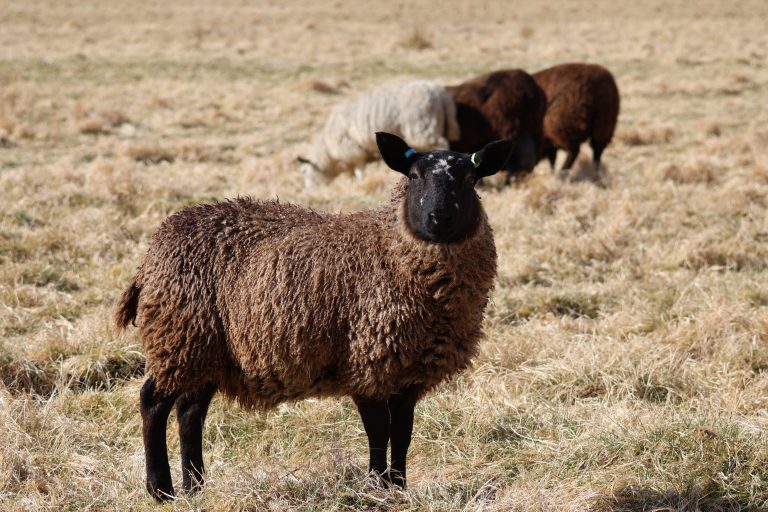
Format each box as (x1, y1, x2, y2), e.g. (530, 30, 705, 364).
(446, 69, 547, 184)
(115, 132, 513, 501)
(532, 63, 620, 173)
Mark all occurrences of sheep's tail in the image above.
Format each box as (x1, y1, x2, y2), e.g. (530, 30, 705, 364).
(442, 89, 461, 142)
(592, 73, 620, 145)
(115, 276, 141, 331)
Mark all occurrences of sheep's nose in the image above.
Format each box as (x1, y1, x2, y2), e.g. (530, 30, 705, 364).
(428, 211, 454, 229)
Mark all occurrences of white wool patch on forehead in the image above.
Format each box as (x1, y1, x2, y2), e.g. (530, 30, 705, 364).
(430, 158, 456, 181)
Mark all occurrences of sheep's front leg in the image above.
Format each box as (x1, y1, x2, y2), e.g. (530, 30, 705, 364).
(140, 377, 179, 501)
(176, 383, 217, 494)
(388, 386, 421, 488)
(353, 396, 390, 481)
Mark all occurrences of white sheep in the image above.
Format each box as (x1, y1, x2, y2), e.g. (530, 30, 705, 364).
(298, 80, 461, 186)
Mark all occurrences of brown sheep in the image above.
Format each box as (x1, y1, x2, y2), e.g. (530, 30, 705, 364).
(532, 63, 620, 173)
(446, 69, 547, 184)
(115, 132, 514, 501)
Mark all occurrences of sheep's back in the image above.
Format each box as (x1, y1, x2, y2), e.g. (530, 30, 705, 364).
(334, 80, 451, 153)
(534, 63, 620, 147)
(447, 69, 545, 153)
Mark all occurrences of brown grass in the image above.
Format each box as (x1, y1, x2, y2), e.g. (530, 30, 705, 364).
(616, 124, 677, 146)
(1, 0, 768, 510)
(650, 158, 721, 184)
(397, 27, 434, 50)
(302, 79, 342, 95)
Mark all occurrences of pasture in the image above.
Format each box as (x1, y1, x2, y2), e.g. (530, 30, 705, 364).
(1, 0, 768, 509)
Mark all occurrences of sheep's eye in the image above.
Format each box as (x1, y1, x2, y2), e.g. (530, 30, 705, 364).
(408, 170, 420, 180)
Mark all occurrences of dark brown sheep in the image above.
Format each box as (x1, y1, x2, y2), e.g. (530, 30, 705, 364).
(446, 69, 547, 184)
(115, 132, 513, 501)
(532, 63, 620, 173)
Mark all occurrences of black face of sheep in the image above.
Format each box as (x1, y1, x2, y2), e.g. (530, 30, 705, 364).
(505, 133, 538, 176)
(376, 132, 514, 243)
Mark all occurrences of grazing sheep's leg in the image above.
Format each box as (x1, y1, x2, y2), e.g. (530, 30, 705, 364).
(176, 383, 217, 494)
(387, 386, 421, 488)
(353, 396, 390, 481)
(591, 141, 606, 168)
(545, 147, 558, 170)
(140, 376, 179, 501)
(561, 145, 580, 172)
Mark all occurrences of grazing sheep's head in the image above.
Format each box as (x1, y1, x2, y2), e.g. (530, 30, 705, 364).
(506, 132, 538, 174)
(376, 132, 514, 243)
(297, 156, 325, 188)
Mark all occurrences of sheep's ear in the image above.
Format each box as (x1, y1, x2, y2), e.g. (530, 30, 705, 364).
(376, 132, 416, 175)
(470, 139, 515, 178)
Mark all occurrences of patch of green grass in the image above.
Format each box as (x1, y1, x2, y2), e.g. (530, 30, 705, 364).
(1, 160, 22, 169)
(492, 291, 604, 324)
(0, 57, 286, 84)
(548, 294, 601, 319)
(747, 289, 768, 307)
(10, 210, 44, 227)
(646, 285, 680, 325)
(20, 265, 80, 292)
(634, 374, 682, 404)
(76, 152, 98, 164)
(0, 231, 32, 261)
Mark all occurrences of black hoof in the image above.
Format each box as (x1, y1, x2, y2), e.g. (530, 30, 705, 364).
(366, 471, 390, 489)
(388, 470, 407, 489)
(182, 475, 205, 495)
(147, 477, 174, 502)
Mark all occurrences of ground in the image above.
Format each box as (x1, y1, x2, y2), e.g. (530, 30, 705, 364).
(1, 0, 768, 510)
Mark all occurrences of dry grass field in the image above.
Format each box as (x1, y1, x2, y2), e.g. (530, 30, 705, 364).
(2, 0, 768, 510)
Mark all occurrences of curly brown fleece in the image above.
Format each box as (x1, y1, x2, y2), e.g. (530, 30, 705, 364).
(116, 180, 497, 409)
(532, 63, 620, 163)
(446, 69, 546, 155)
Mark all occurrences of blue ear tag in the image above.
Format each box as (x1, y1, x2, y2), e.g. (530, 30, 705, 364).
(470, 152, 481, 168)
(404, 149, 416, 158)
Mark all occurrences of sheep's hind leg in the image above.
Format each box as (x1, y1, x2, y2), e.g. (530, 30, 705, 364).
(176, 383, 217, 494)
(140, 376, 179, 501)
(545, 147, 558, 170)
(388, 386, 421, 488)
(591, 140, 606, 168)
(354, 396, 390, 483)
(561, 145, 580, 173)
